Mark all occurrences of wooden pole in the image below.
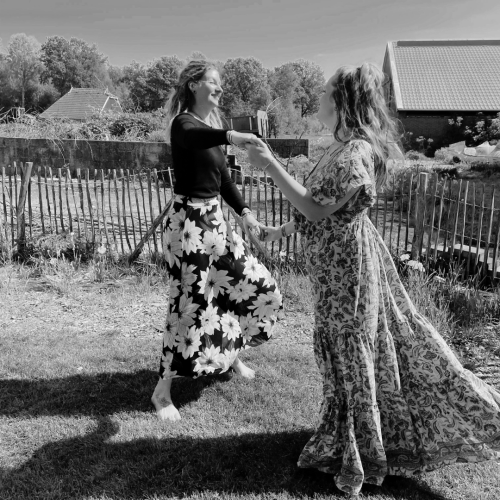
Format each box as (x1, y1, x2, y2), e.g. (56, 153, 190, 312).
(16, 162, 33, 252)
(128, 198, 172, 264)
(411, 172, 428, 260)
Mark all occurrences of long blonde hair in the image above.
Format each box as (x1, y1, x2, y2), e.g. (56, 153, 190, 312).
(164, 60, 224, 143)
(331, 63, 400, 190)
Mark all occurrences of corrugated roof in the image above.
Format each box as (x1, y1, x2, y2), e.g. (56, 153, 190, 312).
(385, 40, 500, 111)
(40, 88, 121, 120)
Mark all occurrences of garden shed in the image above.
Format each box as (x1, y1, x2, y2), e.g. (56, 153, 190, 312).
(39, 87, 122, 121)
(382, 39, 500, 150)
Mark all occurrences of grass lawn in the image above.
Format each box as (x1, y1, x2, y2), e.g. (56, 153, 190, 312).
(1, 263, 500, 500)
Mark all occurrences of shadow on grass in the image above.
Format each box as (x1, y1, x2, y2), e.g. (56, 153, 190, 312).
(0, 416, 449, 500)
(0, 369, 232, 417)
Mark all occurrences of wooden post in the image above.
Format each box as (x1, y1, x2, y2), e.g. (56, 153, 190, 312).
(128, 199, 172, 264)
(16, 162, 33, 252)
(411, 172, 428, 260)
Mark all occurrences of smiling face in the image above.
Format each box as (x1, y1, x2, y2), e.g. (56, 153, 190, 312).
(316, 73, 338, 131)
(191, 68, 223, 110)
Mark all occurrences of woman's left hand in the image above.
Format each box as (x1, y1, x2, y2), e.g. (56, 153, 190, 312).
(241, 212, 261, 239)
(246, 144, 275, 172)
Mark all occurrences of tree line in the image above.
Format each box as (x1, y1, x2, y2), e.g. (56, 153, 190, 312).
(0, 33, 326, 136)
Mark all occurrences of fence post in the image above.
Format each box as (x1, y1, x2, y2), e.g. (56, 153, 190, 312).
(16, 162, 33, 253)
(411, 172, 428, 260)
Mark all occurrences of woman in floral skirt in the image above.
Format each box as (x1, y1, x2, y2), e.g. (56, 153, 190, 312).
(151, 60, 282, 422)
(246, 63, 500, 496)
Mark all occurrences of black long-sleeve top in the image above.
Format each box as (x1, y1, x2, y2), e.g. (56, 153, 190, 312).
(170, 113, 249, 215)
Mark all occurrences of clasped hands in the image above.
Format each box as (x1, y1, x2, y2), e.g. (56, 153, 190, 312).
(237, 134, 284, 242)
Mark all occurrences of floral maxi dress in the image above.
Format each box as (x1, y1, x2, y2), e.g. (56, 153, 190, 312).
(295, 140, 500, 495)
(159, 194, 282, 379)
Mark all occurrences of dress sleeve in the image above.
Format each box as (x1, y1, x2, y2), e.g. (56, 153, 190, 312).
(171, 114, 230, 150)
(309, 140, 376, 208)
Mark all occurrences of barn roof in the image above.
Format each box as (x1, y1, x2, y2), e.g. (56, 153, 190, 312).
(39, 88, 122, 120)
(383, 40, 500, 112)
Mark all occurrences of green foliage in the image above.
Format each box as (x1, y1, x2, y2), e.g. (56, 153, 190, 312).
(121, 56, 184, 111)
(0, 109, 168, 142)
(40, 36, 108, 95)
(221, 57, 271, 116)
(449, 114, 500, 146)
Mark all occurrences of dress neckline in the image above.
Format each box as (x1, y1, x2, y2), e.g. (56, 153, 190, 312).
(185, 111, 211, 127)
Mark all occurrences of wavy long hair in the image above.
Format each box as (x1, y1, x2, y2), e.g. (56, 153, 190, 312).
(164, 60, 223, 143)
(331, 63, 401, 190)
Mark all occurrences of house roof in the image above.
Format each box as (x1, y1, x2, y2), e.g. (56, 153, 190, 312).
(39, 88, 121, 120)
(384, 40, 500, 112)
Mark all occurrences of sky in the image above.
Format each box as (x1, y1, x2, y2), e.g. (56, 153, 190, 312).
(1, 0, 500, 78)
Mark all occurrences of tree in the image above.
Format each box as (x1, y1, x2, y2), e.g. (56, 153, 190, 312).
(5, 33, 42, 108)
(267, 65, 301, 136)
(221, 57, 270, 116)
(144, 55, 183, 110)
(40, 36, 108, 95)
(284, 60, 325, 117)
(122, 56, 183, 111)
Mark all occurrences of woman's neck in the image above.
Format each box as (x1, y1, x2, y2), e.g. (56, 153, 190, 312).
(189, 104, 213, 122)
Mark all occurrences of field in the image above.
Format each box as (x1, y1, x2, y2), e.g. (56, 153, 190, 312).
(1, 258, 500, 500)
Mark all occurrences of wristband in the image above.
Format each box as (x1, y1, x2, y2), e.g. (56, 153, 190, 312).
(241, 208, 252, 218)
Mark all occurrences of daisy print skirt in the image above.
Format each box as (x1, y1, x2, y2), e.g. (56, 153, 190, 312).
(159, 194, 283, 379)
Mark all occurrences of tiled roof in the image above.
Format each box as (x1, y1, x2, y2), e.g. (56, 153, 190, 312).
(385, 40, 500, 111)
(40, 88, 121, 120)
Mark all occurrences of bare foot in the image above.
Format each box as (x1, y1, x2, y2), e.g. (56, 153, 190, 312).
(232, 357, 255, 380)
(151, 378, 181, 422)
(151, 393, 181, 422)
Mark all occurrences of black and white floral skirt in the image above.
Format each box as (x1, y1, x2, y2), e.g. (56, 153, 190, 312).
(159, 195, 282, 379)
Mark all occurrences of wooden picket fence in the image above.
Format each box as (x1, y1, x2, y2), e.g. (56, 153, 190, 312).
(2, 162, 500, 279)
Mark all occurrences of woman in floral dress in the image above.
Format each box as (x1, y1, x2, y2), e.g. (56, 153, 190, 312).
(151, 60, 282, 422)
(247, 63, 500, 495)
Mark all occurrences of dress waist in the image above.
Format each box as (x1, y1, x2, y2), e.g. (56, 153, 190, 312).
(174, 194, 219, 207)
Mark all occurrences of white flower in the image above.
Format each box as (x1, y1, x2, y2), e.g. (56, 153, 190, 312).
(258, 315, 277, 335)
(169, 278, 181, 302)
(240, 313, 261, 343)
(220, 311, 241, 342)
(164, 228, 182, 268)
(229, 280, 257, 303)
(228, 231, 245, 260)
(180, 263, 198, 295)
(197, 200, 214, 215)
(160, 352, 177, 378)
(223, 347, 239, 368)
(163, 312, 179, 349)
(193, 345, 225, 375)
(212, 208, 225, 226)
(399, 253, 410, 262)
(202, 229, 226, 261)
(198, 266, 232, 301)
(249, 290, 282, 320)
(243, 254, 266, 282)
(168, 208, 186, 232)
(177, 325, 202, 359)
(199, 303, 220, 336)
(407, 260, 425, 272)
(182, 218, 203, 254)
(177, 294, 200, 327)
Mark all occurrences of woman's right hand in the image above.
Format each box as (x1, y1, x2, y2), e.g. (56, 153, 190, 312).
(230, 131, 265, 148)
(258, 225, 282, 242)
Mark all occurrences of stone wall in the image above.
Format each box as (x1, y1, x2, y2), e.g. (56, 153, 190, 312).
(0, 137, 309, 175)
(0, 137, 172, 174)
